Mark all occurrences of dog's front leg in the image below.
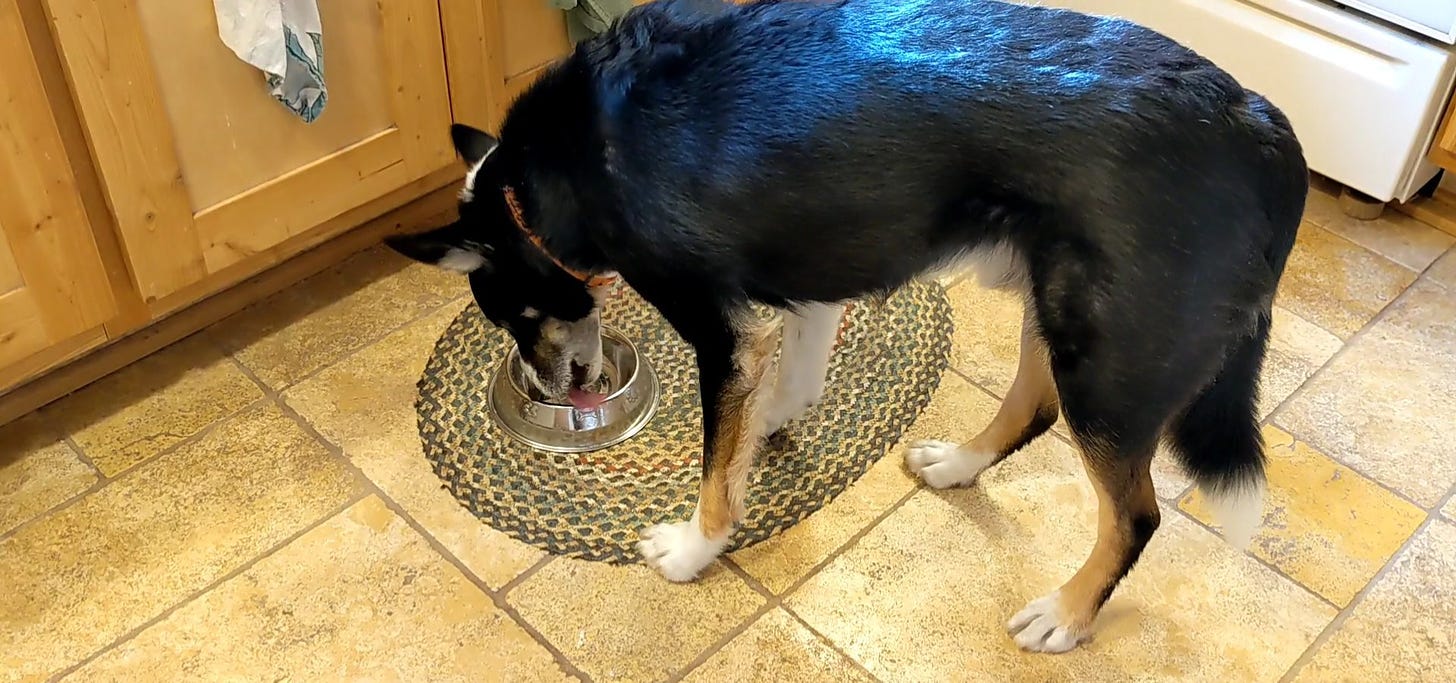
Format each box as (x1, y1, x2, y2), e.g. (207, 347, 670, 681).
(638, 314, 779, 582)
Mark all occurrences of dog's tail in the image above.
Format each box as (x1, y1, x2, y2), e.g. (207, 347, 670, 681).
(384, 221, 491, 274)
(1165, 311, 1271, 549)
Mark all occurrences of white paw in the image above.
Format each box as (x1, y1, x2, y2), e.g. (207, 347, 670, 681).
(637, 520, 730, 583)
(1007, 592, 1088, 653)
(762, 397, 817, 435)
(904, 440, 994, 489)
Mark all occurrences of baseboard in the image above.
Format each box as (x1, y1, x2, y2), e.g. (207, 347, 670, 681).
(0, 184, 459, 427)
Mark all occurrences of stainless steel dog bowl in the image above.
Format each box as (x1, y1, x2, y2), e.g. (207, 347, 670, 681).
(486, 327, 659, 453)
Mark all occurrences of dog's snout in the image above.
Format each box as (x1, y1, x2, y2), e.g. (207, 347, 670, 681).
(570, 361, 591, 386)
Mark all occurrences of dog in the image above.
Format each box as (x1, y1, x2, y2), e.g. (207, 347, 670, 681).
(387, 0, 1305, 653)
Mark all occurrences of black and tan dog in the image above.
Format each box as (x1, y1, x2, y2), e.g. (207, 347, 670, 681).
(387, 0, 1305, 652)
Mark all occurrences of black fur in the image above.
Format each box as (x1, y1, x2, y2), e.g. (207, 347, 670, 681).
(388, 0, 1305, 603)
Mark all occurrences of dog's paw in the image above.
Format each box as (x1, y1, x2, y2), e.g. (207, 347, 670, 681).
(905, 440, 994, 489)
(638, 520, 730, 583)
(1007, 592, 1089, 654)
(762, 401, 811, 437)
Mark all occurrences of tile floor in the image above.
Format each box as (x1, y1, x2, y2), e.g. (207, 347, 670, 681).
(3, 182, 1456, 682)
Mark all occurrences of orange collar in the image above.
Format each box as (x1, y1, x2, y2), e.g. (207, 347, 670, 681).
(502, 186, 616, 289)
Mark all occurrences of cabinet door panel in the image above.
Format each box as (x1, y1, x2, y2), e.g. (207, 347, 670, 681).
(47, 0, 455, 303)
(0, 0, 116, 373)
(135, 0, 396, 212)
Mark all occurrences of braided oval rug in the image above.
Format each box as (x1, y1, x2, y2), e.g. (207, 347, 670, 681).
(415, 281, 953, 563)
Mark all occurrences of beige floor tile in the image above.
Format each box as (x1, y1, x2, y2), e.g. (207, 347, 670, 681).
(213, 247, 463, 390)
(1293, 518, 1456, 682)
(731, 454, 914, 596)
(285, 302, 546, 589)
(1304, 187, 1455, 271)
(1180, 426, 1424, 606)
(1444, 494, 1456, 521)
(1425, 247, 1456, 288)
(1275, 278, 1456, 506)
(947, 281, 1024, 396)
(1276, 222, 1414, 339)
(0, 416, 95, 535)
(66, 496, 569, 683)
(787, 432, 1334, 682)
(509, 559, 764, 682)
(1261, 307, 1344, 418)
(732, 372, 990, 593)
(683, 609, 870, 683)
(0, 403, 359, 682)
(42, 334, 262, 476)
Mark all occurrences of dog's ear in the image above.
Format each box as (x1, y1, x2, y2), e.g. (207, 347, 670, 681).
(384, 221, 492, 274)
(450, 124, 500, 166)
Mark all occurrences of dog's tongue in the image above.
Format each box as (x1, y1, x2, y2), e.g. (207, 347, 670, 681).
(568, 388, 608, 411)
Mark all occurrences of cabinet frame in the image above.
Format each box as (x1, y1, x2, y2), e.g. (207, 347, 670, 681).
(42, 0, 464, 310)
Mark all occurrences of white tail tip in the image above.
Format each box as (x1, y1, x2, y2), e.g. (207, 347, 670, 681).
(1204, 479, 1265, 550)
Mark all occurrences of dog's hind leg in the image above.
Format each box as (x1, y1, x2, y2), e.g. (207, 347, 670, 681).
(907, 301, 1059, 488)
(639, 313, 780, 582)
(1009, 434, 1159, 653)
(762, 302, 845, 435)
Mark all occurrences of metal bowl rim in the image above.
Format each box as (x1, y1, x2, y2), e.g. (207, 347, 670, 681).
(485, 355, 659, 454)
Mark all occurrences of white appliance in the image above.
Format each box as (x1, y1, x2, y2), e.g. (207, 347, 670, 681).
(1030, 0, 1456, 203)
(1344, 0, 1456, 43)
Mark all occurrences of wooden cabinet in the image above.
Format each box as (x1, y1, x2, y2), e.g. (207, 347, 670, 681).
(0, 0, 116, 386)
(0, 0, 591, 420)
(45, 0, 459, 311)
(1429, 97, 1456, 170)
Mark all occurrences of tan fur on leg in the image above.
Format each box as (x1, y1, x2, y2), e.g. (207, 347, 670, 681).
(698, 317, 781, 538)
(907, 304, 1059, 490)
(1009, 446, 1160, 652)
(969, 306, 1059, 458)
(1058, 454, 1159, 623)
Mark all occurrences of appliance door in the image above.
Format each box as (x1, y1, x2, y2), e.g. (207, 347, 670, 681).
(1343, 0, 1456, 44)
(1031, 0, 1456, 202)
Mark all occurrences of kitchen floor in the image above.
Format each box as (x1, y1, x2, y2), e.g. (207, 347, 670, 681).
(4, 181, 1456, 682)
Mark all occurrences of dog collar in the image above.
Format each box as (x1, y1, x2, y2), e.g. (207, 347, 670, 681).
(502, 186, 617, 289)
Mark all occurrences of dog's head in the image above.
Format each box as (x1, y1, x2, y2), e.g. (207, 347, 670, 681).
(386, 124, 608, 409)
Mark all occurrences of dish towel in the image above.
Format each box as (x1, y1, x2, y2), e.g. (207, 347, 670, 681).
(214, 0, 327, 123)
(549, 0, 636, 43)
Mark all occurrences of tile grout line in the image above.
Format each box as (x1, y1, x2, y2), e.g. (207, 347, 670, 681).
(0, 397, 271, 545)
(1265, 282, 1440, 512)
(497, 554, 557, 597)
(663, 599, 777, 683)
(1174, 506, 1341, 611)
(781, 604, 885, 683)
(1267, 225, 1455, 425)
(1299, 214, 1433, 280)
(1, 477, 106, 543)
(784, 485, 925, 599)
(235, 355, 593, 683)
(1273, 321, 1456, 683)
(720, 556, 774, 599)
(44, 491, 369, 683)
(1275, 493, 1454, 683)
(241, 294, 470, 396)
(672, 471, 927, 681)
